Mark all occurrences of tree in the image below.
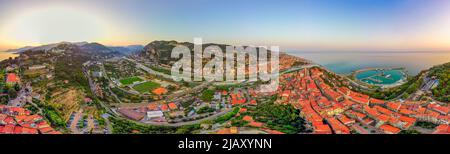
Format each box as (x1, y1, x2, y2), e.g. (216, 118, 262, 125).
(201, 89, 215, 102)
(399, 129, 421, 134)
(251, 101, 308, 134)
(7, 87, 17, 99)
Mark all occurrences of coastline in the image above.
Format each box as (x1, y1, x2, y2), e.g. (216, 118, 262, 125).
(0, 51, 19, 61)
(286, 51, 450, 75)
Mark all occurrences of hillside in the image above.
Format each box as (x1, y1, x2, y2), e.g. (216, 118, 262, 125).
(4, 41, 140, 56)
(1, 42, 120, 132)
(428, 62, 450, 102)
(138, 40, 309, 67)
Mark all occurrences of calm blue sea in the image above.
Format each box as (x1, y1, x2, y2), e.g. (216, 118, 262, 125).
(286, 51, 450, 75)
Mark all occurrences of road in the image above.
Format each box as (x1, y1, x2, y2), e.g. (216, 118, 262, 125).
(392, 71, 426, 101)
(29, 99, 43, 115)
(123, 57, 175, 80)
(98, 63, 124, 104)
(83, 61, 120, 116)
(281, 64, 320, 74)
(103, 116, 113, 134)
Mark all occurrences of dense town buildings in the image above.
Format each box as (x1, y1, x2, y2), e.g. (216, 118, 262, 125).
(276, 67, 449, 134)
(0, 105, 60, 134)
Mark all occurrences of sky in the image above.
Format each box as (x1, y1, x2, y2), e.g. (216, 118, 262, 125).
(1, 0, 450, 51)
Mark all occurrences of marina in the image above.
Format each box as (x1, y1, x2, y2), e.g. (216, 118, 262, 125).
(354, 67, 407, 88)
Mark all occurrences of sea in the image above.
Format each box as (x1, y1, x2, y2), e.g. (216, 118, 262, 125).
(286, 51, 450, 76)
(0, 51, 19, 61)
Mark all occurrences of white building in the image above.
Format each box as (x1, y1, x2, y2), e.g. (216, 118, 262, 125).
(93, 71, 103, 77)
(146, 110, 164, 119)
(28, 65, 46, 70)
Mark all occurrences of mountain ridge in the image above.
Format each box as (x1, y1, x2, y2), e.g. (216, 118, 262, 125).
(4, 42, 143, 55)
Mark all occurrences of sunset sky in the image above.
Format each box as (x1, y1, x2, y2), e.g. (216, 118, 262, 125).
(1, 0, 450, 51)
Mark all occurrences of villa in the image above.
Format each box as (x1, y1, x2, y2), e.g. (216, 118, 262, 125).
(5, 73, 20, 86)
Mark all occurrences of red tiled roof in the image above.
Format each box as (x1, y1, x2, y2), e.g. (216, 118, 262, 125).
(327, 117, 350, 134)
(248, 121, 264, 127)
(47, 131, 62, 134)
(242, 115, 253, 122)
(377, 114, 390, 122)
(399, 116, 416, 123)
(399, 109, 414, 115)
(362, 118, 374, 125)
(338, 87, 351, 95)
(433, 124, 450, 134)
(349, 92, 369, 104)
(36, 121, 50, 128)
(364, 106, 379, 117)
(168, 102, 177, 110)
(399, 116, 416, 129)
(3, 124, 15, 134)
(348, 110, 366, 120)
(324, 89, 343, 101)
(152, 87, 168, 95)
(6, 73, 19, 83)
(314, 124, 332, 134)
(374, 106, 394, 116)
(216, 128, 232, 134)
(160, 104, 169, 111)
(4, 116, 16, 125)
(249, 100, 257, 105)
(231, 93, 246, 105)
(379, 124, 401, 134)
(0, 106, 58, 134)
(370, 98, 385, 105)
(13, 126, 23, 134)
(147, 103, 158, 110)
(21, 127, 38, 134)
(0, 113, 7, 121)
(387, 102, 401, 111)
(221, 90, 228, 95)
(338, 115, 355, 125)
(428, 104, 449, 115)
(39, 127, 55, 134)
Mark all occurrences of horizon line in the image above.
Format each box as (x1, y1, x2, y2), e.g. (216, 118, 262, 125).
(2, 40, 450, 53)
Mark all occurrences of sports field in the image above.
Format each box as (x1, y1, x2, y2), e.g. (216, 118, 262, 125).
(133, 81, 161, 93)
(119, 76, 143, 85)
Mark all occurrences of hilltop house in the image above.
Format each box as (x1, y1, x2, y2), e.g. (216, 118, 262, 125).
(5, 73, 20, 86)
